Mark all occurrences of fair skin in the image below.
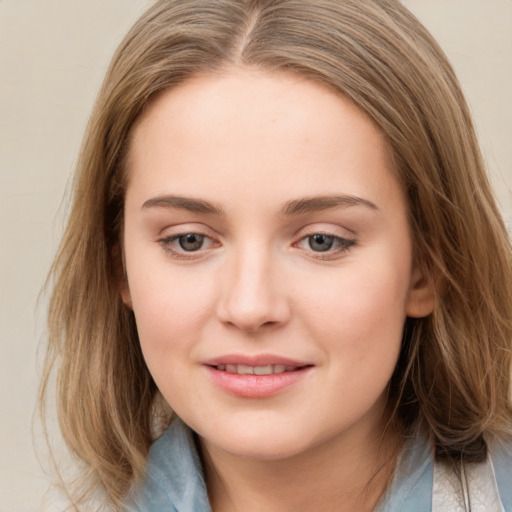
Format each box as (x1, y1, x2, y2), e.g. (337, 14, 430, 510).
(121, 67, 434, 511)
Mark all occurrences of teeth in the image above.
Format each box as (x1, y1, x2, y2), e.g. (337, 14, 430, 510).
(237, 364, 254, 375)
(217, 364, 298, 375)
(254, 365, 273, 375)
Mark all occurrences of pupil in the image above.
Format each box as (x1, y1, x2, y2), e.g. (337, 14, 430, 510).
(179, 233, 204, 251)
(309, 234, 334, 252)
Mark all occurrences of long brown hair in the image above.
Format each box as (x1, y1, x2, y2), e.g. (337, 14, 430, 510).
(40, 0, 512, 508)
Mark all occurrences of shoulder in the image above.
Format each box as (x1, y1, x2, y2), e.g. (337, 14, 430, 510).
(123, 418, 211, 512)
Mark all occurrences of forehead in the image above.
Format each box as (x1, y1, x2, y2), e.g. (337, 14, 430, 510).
(125, 67, 404, 214)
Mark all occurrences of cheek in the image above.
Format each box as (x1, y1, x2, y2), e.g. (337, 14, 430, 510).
(127, 267, 224, 416)
(296, 256, 411, 363)
(304, 261, 409, 317)
(126, 262, 217, 363)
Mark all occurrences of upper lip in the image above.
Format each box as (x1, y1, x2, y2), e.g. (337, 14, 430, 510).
(203, 354, 312, 368)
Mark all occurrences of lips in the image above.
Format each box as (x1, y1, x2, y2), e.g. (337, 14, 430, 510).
(203, 354, 313, 398)
(204, 354, 310, 368)
(215, 364, 300, 375)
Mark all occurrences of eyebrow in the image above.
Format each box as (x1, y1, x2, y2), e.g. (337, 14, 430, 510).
(141, 194, 378, 215)
(281, 195, 378, 215)
(142, 195, 225, 215)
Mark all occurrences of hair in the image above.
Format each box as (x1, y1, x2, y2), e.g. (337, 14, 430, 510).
(40, 0, 512, 508)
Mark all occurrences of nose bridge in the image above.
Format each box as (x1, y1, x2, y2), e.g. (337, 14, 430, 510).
(217, 239, 288, 331)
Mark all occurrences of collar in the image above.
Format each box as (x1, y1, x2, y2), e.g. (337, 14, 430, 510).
(124, 418, 211, 512)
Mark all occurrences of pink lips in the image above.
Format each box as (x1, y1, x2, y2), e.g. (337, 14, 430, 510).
(203, 354, 313, 398)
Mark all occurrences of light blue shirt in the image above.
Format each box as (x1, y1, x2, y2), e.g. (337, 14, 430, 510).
(125, 418, 512, 511)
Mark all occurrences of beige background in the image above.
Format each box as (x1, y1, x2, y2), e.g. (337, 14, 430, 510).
(0, 1, 510, 510)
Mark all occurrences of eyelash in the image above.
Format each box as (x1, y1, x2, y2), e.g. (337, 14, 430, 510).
(157, 231, 355, 261)
(294, 232, 355, 260)
(158, 232, 217, 260)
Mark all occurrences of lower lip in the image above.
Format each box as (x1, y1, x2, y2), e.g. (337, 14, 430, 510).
(205, 366, 312, 398)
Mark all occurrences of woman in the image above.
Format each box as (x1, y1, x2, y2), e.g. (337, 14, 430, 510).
(41, 0, 512, 510)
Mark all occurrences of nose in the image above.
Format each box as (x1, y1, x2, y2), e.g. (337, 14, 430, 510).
(216, 245, 290, 333)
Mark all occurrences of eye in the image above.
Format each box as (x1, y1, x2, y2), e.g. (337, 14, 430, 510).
(307, 234, 335, 252)
(295, 231, 355, 258)
(158, 231, 217, 259)
(176, 233, 205, 251)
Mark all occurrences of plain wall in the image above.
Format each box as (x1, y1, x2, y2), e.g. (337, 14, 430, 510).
(0, 1, 510, 510)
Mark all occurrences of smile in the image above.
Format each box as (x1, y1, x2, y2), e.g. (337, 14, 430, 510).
(203, 356, 314, 398)
(215, 364, 302, 375)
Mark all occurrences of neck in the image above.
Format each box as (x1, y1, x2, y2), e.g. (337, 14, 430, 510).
(200, 421, 401, 512)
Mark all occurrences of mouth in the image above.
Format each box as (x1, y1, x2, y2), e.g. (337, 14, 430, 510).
(212, 364, 307, 375)
(203, 355, 314, 398)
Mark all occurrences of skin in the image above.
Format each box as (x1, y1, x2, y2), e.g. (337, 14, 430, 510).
(121, 67, 435, 511)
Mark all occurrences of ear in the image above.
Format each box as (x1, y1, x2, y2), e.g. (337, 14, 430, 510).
(119, 278, 133, 310)
(112, 242, 133, 310)
(405, 265, 436, 318)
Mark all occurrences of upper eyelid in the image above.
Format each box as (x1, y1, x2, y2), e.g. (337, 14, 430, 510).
(294, 223, 356, 239)
(294, 234, 355, 248)
(159, 232, 217, 247)
(157, 223, 217, 239)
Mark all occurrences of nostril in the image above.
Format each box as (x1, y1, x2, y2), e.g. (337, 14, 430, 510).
(224, 318, 281, 333)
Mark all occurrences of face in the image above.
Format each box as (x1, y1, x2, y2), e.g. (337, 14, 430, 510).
(121, 68, 434, 461)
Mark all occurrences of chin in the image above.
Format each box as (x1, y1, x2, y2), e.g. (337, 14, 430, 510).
(196, 416, 327, 462)
(213, 435, 310, 461)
